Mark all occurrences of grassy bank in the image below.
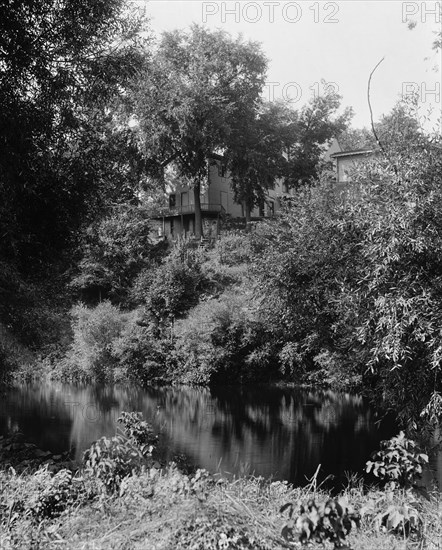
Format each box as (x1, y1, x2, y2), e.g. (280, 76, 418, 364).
(1, 464, 442, 550)
(1, 415, 441, 549)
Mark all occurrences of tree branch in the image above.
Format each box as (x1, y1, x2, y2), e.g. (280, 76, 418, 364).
(367, 57, 398, 176)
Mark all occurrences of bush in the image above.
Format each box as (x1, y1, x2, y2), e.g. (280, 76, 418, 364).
(83, 411, 156, 493)
(111, 319, 175, 384)
(132, 242, 208, 327)
(63, 301, 134, 380)
(280, 497, 360, 547)
(366, 432, 428, 489)
(172, 288, 278, 384)
(252, 110, 442, 425)
(215, 232, 252, 266)
(0, 343, 16, 386)
(70, 205, 164, 305)
(29, 469, 77, 521)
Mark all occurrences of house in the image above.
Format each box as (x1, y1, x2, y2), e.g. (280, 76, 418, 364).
(152, 154, 297, 239)
(150, 140, 357, 240)
(331, 148, 377, 184)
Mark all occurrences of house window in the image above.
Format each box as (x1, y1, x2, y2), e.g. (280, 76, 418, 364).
(169, 194, 176, 208)
(218, 161, 227, 178)
(259, 202, 265, 217)
(282, 181, 289, 194)
(268, 201, 275, 216)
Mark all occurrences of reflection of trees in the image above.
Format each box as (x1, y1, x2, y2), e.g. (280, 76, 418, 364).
(0, 383, 74, 454)
(0, 382, 397, 487)
(140, 386, 396, 488)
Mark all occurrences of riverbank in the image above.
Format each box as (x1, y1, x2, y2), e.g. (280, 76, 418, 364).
(1, 463, 441, 550)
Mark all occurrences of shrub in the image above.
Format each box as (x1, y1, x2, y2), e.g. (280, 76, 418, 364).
(132, 242, 208, 327)
(63, 301, 134, 380)
(70, 205, 162, 305)
(111, 316, 175, 383)
(83, 435, 146, 494)
(83, 411, 156, 493)
(360, 489, 423, 538)
(280, 497, 361, 547)
(252, 109, 442, 425)
(0, 343, 16, 386)
(29, 468, 79, 521)
(215, 232, 252, 266)
(117, 412, 158, 449)
(365, 432, 428, 489)
(172, 288, 278, 384)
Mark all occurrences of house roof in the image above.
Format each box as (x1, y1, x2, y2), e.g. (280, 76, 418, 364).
(330, 149, 377, 159)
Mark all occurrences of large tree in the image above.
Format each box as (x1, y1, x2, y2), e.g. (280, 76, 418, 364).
(130, 25, 267, 238)
(0, 0, 149, 271)
(252, 100, 442, 427)
(226, 91, 351, 225)
(0, 0, 150, 342)
(284, 91, 352, 188)
(226, 100, 293, 225)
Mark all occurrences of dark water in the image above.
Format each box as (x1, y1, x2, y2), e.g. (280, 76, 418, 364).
(0, 382, 439, 489)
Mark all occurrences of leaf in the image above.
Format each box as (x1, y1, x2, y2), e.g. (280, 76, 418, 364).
(280, 502, 293, 515)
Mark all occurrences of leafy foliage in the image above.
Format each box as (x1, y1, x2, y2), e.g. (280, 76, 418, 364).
(280, 497, 360, 548)
(117, 412, 158, 450)
(111, 320, 175, 384)
(0, 0, 151, 363)
(70, 205, 161, 304)
(63, 301, 133, 380)
(29, 469, 77, 521)
(0, 0, 149, 269)
(133, 242, 209, 326)
(360, 490, 423, 538)
(365, 432, 428, 489)
(130, 24, 267, 237)
(83, 411, 156, 493)
(251, 99, 442, 425)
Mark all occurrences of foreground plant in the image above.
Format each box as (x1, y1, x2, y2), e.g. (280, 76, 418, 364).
(83, 411, 156, 493)
(362, 432, 429, 540)
(280, 497, 360, 548)
(366, 431, 428, 489)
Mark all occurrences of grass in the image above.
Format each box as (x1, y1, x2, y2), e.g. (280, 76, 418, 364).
(1, 464, 442, 550)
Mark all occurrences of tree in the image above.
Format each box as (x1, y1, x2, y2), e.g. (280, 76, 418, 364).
(252, 100, 442, 427)
(130, 25, 267, 238)
(0, 0, 150, 338)
(284, 90, 352, 188)
(0, 0, 149, 271)
(338, 127, 375, 150)
(70, 205, 163, 305)
(226, 91, 351, 226)
(226, 101, 293, 225)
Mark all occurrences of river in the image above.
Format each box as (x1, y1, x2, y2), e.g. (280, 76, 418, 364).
(1, 381, 439, 490)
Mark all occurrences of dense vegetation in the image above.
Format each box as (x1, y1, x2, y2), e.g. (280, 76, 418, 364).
(25, 99, 436, 433)
(1, 412, 440, 550)
(2, 4, 442, 549)
(1, 2, 441, 435)
(3, 102, 442, 433)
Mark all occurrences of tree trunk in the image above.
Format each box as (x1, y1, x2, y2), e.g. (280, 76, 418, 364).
(245, 202, 252, 232)
(193, 182, 203, 239)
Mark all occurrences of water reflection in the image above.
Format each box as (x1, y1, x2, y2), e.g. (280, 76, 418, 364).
(0, 382, 420, 488)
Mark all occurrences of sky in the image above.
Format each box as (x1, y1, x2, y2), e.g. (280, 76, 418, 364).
(134, 0, 441, 131)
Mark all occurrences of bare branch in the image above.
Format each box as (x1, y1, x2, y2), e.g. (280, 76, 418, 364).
(367, 57, 399, 176)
